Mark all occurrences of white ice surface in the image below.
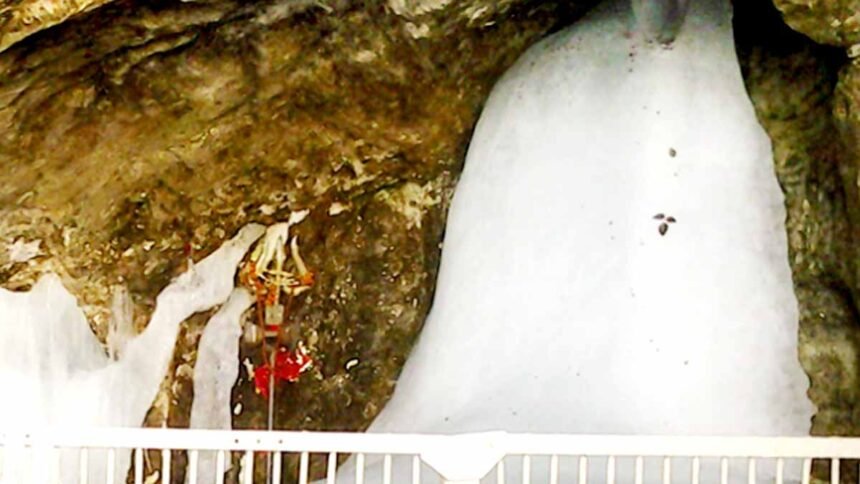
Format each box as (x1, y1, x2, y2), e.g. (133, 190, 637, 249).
(0, 224, 263, 483)
(189, 287, 254, 483)
(335, 0, 815, 482)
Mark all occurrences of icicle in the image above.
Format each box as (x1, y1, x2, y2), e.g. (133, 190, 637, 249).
(632, 0, 690, 44)
(107, 284, 134, 361)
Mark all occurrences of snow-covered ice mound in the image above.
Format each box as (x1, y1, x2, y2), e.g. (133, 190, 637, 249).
(335, 0, 816, 481)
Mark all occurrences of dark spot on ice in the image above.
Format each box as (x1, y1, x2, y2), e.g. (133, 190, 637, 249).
(669, 148, 677, 157)
(656, 214, 676, 235)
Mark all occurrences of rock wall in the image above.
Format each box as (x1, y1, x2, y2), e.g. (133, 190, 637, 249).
(736, 0, 860, 441)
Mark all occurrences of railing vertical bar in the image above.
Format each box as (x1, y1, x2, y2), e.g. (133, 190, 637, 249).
(523, 455, 531, 484)
(776, 458, 784, 484)
(607, 456, 616, 484)
(47, 445, 58, 484)
(134, 448, 143, 484)
(635, 456, 644, 484)
(579, 456, 588, 484)
(299, 451, 310, 484)
(272, 451, 282, 484)
(105, 448, 115, 484)
(413, 455, 422, 484)
(550, 455, 559, 484)
(692, 457, 700, 484)
(356, 453, 365, 484)
(748, 458, 756, 484)
(187, 450, 198, 484)
(497, 458, 505, 484)
(326, 452, 337, 484)
(242, 450, 253, 484)
(802, 458, 812, 484)
(721, 458, 729, 484)
(383, 454, 392, 484)
(663, 457, 671, 484)
(832, 459, 840, 484)
(79, 447, 88, 484)
(161, 449, 171, 484)
(215, 450, 225, 484)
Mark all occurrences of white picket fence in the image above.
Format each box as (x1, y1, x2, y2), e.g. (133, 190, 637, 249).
(2, 429, 860, 484)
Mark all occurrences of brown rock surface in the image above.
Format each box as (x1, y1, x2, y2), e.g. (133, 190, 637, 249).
(772, 0, 860, 47)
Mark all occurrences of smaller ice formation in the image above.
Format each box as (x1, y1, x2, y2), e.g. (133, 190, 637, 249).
(189, 288, 255, 483)
(0, 224, 263, 484)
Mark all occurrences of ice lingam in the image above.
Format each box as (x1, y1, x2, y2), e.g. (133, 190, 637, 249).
(334, 0, 815, 481)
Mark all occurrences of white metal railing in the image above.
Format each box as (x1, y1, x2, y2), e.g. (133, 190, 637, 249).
(2, 429, 860, 484)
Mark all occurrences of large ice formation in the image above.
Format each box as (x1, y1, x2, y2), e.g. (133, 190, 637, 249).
(0, 224, 263, 483)
(335, 0, 816, 481)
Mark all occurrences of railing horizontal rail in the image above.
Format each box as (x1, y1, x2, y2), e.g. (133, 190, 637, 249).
(2, 429, 860, 459)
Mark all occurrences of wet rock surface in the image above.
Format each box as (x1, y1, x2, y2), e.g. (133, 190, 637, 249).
(771, 0, 860, 47)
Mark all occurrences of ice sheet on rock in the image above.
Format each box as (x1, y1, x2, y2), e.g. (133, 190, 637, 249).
(105, 223, 263, 430)
(189, 288, 253, 484)
(0, 224, 263, 484)
(334, 0, 815, 482)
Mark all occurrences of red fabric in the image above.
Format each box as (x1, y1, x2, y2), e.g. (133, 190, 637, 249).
(274, 347, 313, 383)
(252, 347, 314, 398)
(253, 365, 273, 398)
